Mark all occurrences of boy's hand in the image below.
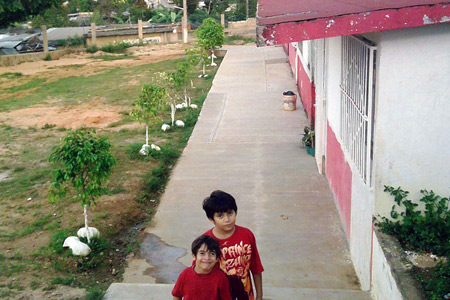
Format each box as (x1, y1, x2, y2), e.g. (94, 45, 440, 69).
(254, 273, 263, 300)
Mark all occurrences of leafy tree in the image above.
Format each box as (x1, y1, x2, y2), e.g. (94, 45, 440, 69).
(196, 17, 224, 66)
(0, 0, 61, 27)
(31, 5, 76, 28)
(151, 6, 182, 23)
(172, 0, 199, 14)
(49, 129, 116, 243)
(130, 84, 166, 145)
(66, 0, 93, 13)
(226, 0, 257, 21)
(203, 0, 229, 15)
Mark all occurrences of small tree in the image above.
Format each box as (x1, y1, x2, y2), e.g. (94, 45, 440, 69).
(155, 72, 181, 126)
(196, 17, 224, 67)
(49, 129, 116, 243)
(131, 84, 166, 146)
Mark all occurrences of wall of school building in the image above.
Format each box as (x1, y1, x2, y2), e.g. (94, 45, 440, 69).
(286, 21, 450, 295)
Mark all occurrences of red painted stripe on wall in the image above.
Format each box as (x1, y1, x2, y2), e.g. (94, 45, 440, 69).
(296, 57, 316, 125)
(326, 122, 352, 237)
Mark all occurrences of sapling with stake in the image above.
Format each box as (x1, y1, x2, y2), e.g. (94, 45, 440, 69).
(49, 129, 115, 245)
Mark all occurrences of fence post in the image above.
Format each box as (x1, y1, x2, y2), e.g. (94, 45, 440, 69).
(221, 14, 225, 27)
(138, 19, 143, 43)
(91, 23, 97, 46)
(41, 25, 48, 54)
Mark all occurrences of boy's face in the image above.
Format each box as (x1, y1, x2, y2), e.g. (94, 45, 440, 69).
(211, 209, 236, 234)
(192, 244, 218, 274)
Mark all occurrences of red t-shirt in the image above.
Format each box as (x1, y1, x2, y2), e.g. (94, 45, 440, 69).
(204, 225, 264, 300)
(172, 265, 232, 300)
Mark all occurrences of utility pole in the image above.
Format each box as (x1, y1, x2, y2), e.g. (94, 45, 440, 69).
(182, 0, 188, 43)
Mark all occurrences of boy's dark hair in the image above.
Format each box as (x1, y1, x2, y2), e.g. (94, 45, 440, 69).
(192, 235, 221, 259)
(202, 190, 238, 220)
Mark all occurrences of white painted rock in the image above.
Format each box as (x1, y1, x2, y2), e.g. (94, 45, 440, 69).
(63, 236, 91, 256)
(161, 124, 171, 131)
(77, 227, 100, 239)
(139, 144, 150, 155)
(190, 104, 198, 109)
(151, 144, 161, 151)
(175, 120, 185, 127)
(175, 104, 184, 109)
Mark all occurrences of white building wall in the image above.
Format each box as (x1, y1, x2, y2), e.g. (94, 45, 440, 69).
(323, 35, 375, 290)
(325, 37, 341, 133)
(373, 23, 450, 217)
(350, 174, 374, 291)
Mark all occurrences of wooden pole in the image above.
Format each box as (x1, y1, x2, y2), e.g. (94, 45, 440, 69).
(41, 25, 48, 54)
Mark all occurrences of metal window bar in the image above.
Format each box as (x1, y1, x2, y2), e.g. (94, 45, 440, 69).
(340, 35, 376, 184)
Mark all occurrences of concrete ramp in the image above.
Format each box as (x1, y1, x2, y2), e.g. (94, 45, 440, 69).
(104, 283, 371, 300)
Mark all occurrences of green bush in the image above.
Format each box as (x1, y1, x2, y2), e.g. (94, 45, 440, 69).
(374, 186, 449, 256)
(100, 42, 132, 54)
(86, 45, 98, 53)
(416, 261, 450, 300)
(44, 54, 52, 61)
(76, 236, 109, 271)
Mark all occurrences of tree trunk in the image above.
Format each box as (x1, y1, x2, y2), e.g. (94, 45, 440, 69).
(84, 204, 91, 244)
(170, 103, 176, 126)
(145, 125, 149, 145)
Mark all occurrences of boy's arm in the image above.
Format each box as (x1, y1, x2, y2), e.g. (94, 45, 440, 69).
(173, 297, 181, 300)
(254, 273, 263, 300)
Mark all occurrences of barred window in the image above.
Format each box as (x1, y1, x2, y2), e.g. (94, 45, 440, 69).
(340, 36, 377, 184)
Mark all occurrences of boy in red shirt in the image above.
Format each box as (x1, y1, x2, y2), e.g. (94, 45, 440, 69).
(203, 190, 264, 300)
(172, 235, 231, 300)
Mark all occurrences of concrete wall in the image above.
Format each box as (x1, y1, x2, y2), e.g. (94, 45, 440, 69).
(225, 18, 256, 38)
(371, 234, 403, 300)
(86, 31, 193, 47)
(0, 48, 77, 67)
(373, 22, 450, 217)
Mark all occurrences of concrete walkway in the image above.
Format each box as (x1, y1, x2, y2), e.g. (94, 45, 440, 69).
(105, 46, 371, 299)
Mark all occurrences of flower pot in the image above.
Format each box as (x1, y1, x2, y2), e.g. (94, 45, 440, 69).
(282, 91, 297, 111)
(306, 146, 315, 157)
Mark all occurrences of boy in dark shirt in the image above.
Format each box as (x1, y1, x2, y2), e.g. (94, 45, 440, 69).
(203, 190, 264, 300)
(172, 235, 231, 300)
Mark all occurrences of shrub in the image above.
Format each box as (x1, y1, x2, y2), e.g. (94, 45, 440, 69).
(100, 42, 132, 54)
(416, 261, 450, 300)
(86, 45, 98, 53)
(374, 186, 449, 256)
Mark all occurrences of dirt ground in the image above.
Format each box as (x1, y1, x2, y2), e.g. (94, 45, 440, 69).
(0, 42, 189, 299)
(0, 43, 187, 130)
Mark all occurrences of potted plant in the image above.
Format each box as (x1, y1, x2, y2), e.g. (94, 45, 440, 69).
(302, 126, 315, 156)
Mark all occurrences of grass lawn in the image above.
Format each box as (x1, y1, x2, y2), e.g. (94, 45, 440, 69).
(0, 48, 222, 299)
